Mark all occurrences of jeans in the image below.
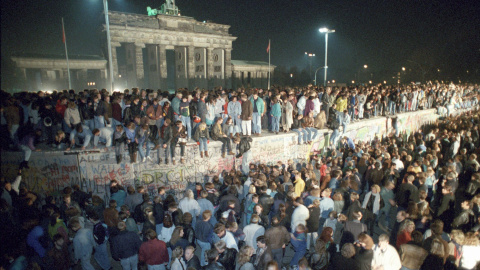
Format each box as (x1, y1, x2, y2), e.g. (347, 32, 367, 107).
(252, 112, 261, 134)
(94, 242, 111, 270)
(228, 125, 241, 136)
(292, 129, 307, 144)
(241, 119, 251, 136)
(120, 254, 138, 270)
(198, 137, 208, 152)
(94, 115, 105, 129)
(111, 118, 122, 128)
(290, 248, 306, 266)
(170, 143, 185, 159)
(348, 107, 355, 120)
(388, 101, 396, 115)
(197, 240, 211, 266)
(181, 116, 192, 140)
(271, 116, 280, 132)
(217, 137, 232, 153)
(62, 120, 72, 134)
(330, 129, 340, 147)
(138, 141, 154, 159)
(84, 119, 95, 131)
(19, 144, 32, 161)
(305, 127, 318, 141)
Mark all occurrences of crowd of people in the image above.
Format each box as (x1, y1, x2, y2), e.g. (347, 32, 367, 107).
(0, 83, 480, 270)
(1, 82, 478, 169)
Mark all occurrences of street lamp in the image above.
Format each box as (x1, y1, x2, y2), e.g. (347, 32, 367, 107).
(103, 0, 114, 93)
(319, 27, 335, 86)
(364, 64, 368, 69)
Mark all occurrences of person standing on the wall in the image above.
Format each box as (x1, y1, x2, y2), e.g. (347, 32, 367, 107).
(240, 94, 253, 136)
(18, 129, 42, 169)
(249, 90, 265, 136)
(92, 94, 106, 129)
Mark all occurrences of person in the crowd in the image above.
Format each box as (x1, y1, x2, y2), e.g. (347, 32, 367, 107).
(139, 229, 169, 269)
(111, 221, 143, 270)
(170, 246, 187, 270)
(372, 234, 402, 270)
(235, 245, 255, 270)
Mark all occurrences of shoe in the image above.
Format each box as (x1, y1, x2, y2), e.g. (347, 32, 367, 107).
(180, 158, 185, 164)
(256, 133, 261, 136)
(205, 152, 209, 157)
(200, 151, 204, 158)
(276, 132, 279, 134)
(147, 156, 153, 162)
(165, 159, 169, 165)
(158, 158, 163, 164)
(142, 157, 146, 163)
(222, 153, 226, 158)
(228, 151, 235, 155)
(172, 160, 176, 165)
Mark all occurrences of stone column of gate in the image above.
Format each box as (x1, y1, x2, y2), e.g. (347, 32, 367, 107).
(207, 48, 215, 89)
(224, 49, 233, 88)
(110, 42, 121, 83)
(187, 46, 195, 90)
(158, 44, 168, 91)
(135, 43, 145, 88)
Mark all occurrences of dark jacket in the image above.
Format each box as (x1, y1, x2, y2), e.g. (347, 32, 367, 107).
(306, 207, 321, 233)
(193, 126, 210, 141)
(354, 248, 374, 270)
(186, 255, 201, 269)
(395, 183, 419, 209)
(162, 125, 174, 145)
(236, 137, 252, 158)
(203, 262, 225, 270)
(78, 101, 93, 120)
(197, 100, 207, 122)
(259, 194, 274, 214)
(328, 252, 358, 270)
(182, 224, 196, 247)
(111, 230, 142, 260)
(93, 101, 106, 116)
(210, 124, 224, 141)
(217, 248, 237, 270)
(240, 100, 253, 120)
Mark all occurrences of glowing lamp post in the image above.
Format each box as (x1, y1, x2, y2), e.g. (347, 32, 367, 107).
(319, 27, 335, 86)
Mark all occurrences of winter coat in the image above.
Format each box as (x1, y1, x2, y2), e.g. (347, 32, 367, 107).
(64, 107, 82, 127)
(240, 100, 253, 120)
(211, 123, 224, 141)
(249, 96, 265, 114)
(237, 137, 252, 158)
(193, 126, 210, 141)
(146, 104, 163, 122)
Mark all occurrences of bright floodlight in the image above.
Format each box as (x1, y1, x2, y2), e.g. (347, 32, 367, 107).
(319, 27, 328, 33)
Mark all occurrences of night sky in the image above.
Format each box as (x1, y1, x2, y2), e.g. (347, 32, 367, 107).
(2, 0, 479, 88)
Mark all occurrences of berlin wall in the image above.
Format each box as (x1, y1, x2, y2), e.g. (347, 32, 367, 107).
(0, 109, 440, 201)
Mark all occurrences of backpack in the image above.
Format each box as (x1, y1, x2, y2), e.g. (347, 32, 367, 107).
(93, 222, 109, 245)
